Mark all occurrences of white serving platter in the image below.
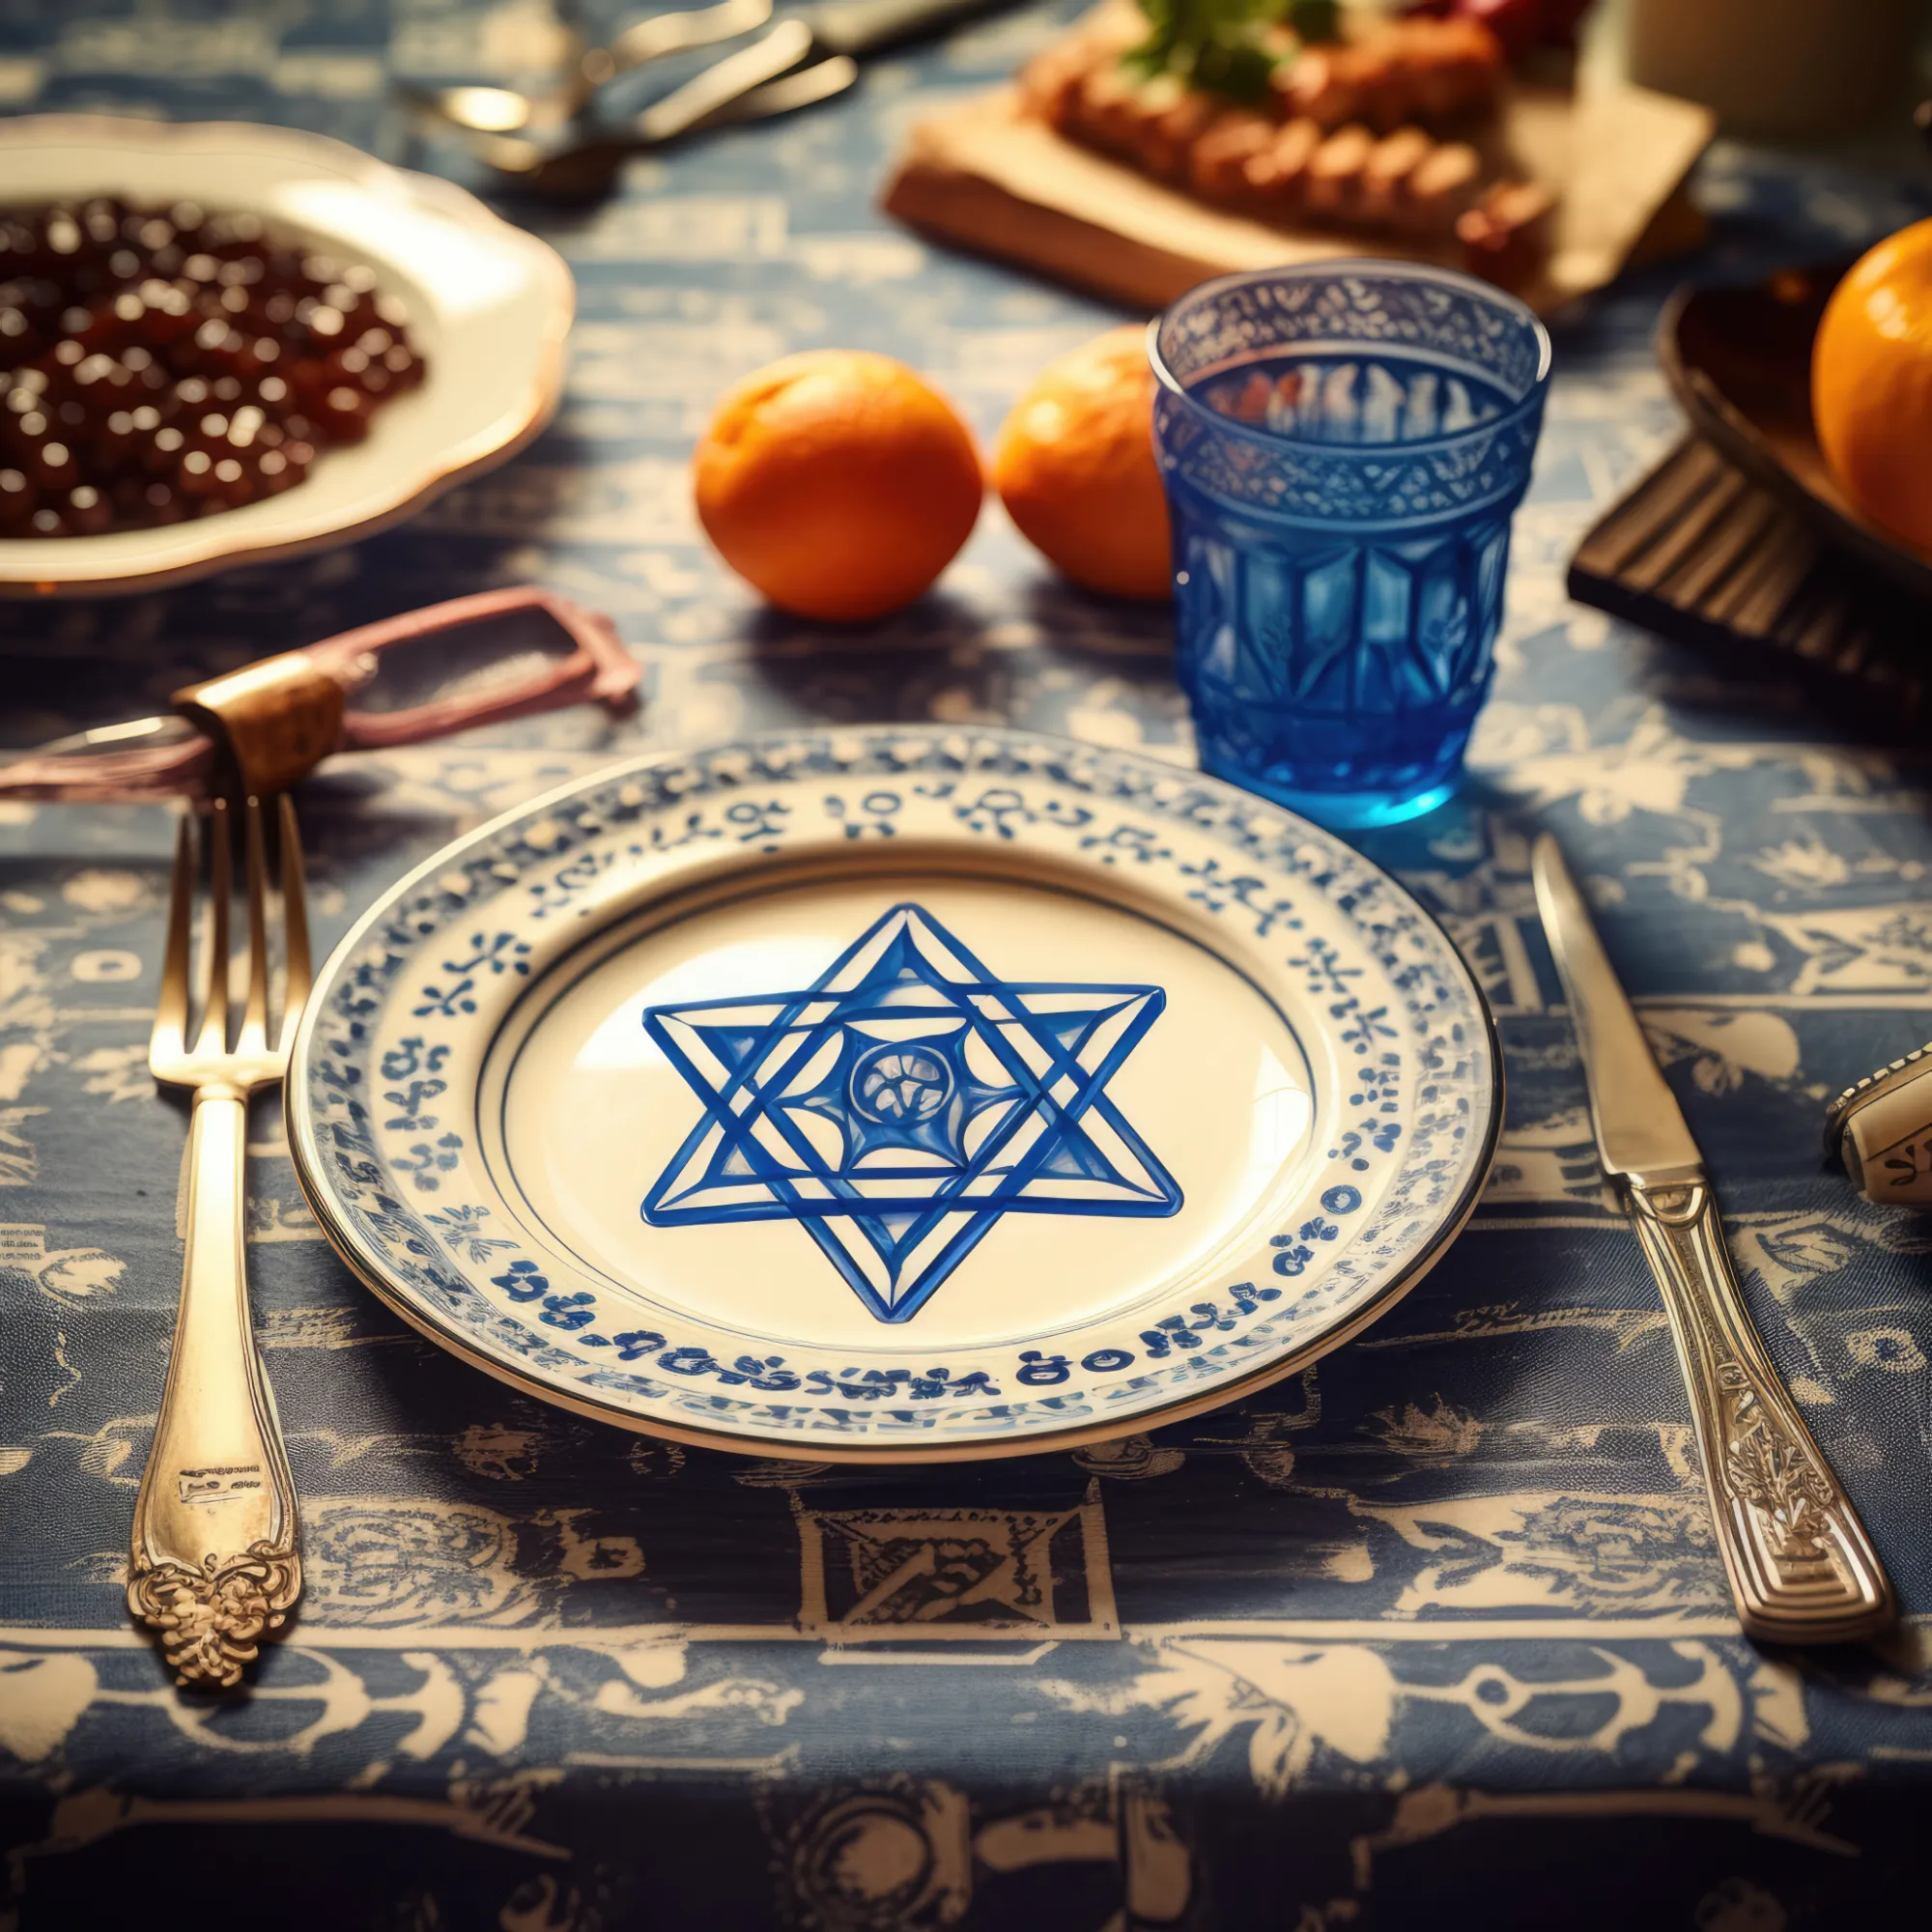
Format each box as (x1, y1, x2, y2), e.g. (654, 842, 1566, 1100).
(0, 115, 572, 596)
(288, 727, 1501, 1461)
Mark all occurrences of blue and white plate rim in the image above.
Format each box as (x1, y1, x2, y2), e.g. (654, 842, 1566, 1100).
(286, 724, 1504, 1462)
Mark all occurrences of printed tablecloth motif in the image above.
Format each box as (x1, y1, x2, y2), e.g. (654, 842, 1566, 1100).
(2, 2, 1932, 1926)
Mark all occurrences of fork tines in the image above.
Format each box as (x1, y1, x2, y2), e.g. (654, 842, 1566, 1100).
(153, 794, 311, 1078)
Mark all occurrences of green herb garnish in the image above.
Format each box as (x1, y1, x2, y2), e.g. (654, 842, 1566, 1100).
(1123, 0, 1343, 105)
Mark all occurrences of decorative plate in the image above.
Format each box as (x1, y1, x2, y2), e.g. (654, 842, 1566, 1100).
(288, 727, 1501, 1461)
(0, 115, 572, 598)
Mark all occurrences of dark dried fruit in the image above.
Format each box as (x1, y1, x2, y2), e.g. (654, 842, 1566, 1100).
(0, 198, 423, 537)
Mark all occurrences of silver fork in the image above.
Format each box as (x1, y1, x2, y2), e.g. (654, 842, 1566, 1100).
(128, 794, 310, 1690)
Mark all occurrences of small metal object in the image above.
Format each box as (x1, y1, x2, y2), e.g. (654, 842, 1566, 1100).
(128, 796, 312, 1690)
(1825, 1042, 1932, 1206)
(461, 53, 859, 194)
(422, 0, 1011, 197)
(454, 16, 827, 192)
(1533, 833, 1895, 1645)
(408, 0, 776, 136)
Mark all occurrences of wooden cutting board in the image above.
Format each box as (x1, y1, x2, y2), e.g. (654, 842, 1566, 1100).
(1569, 434, 1928, 729)
(882, 75, 1714, 318)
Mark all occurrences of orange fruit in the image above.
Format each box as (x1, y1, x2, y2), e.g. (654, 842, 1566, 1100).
(694, 351, 983, 622)
(992, 325, 1172, 602)
(1813, 217, 1932, 554)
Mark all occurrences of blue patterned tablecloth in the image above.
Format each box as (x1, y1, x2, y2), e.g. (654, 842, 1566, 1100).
(5, 5, 1932, 1927)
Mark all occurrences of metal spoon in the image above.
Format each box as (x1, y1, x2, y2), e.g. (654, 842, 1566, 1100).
(447, 18, 857, 196)
(433, 0, 1011, 198)
(407, 0, 775, 137)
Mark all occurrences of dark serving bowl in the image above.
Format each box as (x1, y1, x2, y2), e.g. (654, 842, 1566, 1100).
(1659, 258, 1932, 607)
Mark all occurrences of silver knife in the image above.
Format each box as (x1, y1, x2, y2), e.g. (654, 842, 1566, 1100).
(1533, 833, 1895, 1644)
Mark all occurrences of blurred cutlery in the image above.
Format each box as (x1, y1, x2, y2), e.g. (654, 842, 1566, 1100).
(407, 0, 775, 136)
(434, 0, 1014, 195)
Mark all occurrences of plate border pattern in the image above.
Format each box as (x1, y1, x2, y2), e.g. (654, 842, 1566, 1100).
(288, 726, 1502, 1458)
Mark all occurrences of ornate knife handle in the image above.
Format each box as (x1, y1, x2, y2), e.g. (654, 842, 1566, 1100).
(128, 1091, 301, 1689)
(1628, 1173, 1894, 1644)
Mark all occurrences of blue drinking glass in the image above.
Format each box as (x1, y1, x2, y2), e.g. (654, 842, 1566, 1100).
(1150, 263, 1551, 828)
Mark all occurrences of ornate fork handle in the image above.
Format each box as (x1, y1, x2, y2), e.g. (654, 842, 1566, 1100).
(128, 1085, 301, 1689)
(1628, 1175, 1893, 1644)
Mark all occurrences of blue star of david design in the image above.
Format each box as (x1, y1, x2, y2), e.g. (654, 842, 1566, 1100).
(640, 904, 1183, 1323)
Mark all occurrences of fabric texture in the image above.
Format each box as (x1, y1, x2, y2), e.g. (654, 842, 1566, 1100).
(2, 4, 1931, 1926)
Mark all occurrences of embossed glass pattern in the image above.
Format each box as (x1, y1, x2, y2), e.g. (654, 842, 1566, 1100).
(1151, 264, 1551, 827)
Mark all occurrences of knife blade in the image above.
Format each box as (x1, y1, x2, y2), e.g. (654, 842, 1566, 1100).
(1532, 832, 1895, 1644)
(1531, 834, 1700, 1182)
